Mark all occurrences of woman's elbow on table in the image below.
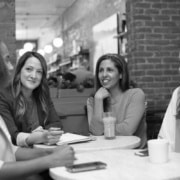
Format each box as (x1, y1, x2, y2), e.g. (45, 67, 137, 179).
(89, 123, 104, 136)
(116, 125, 136, 136)
(90, 129, 104, 136)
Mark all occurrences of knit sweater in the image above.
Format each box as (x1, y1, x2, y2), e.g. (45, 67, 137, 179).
(87, 88, 147, 148)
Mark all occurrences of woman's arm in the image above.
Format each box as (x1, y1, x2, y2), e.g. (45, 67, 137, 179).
(0, 145, 75, 180)
(16, 125, 63, 146)
(116, 89, 145, 135)
(88, 97, 104, 135)
(88, 88, 110, 135)
(15, 145, 51, 161)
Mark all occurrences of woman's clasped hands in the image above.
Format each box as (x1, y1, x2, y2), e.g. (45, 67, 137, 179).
(95, 87, 110, 99)
(26, 126, 64, 146)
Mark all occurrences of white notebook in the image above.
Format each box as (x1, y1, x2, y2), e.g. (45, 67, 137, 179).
(56, 133, 92, 145)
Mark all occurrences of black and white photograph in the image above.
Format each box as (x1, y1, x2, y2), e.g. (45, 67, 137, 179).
(0, 0, 180, 179)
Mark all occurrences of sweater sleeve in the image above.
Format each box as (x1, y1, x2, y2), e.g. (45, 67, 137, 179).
(87, 97, 104, 135)
(115, 89, 145, 135)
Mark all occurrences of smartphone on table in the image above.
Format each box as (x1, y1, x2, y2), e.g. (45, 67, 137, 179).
(66, 161, 107, 173)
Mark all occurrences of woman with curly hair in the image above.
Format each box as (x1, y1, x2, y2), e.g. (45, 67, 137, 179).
(0, 51, 63, 147)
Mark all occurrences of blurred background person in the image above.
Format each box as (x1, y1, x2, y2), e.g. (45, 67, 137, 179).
(0, 41, 14, 74)
(56, 72, 63, 98)
(71, 58, 94, 88)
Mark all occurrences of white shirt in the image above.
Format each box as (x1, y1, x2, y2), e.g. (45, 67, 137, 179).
(0, 116, 18, 169)
(158, 87, 179, 151)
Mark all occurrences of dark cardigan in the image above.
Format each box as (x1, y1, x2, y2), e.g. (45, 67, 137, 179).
(0, 85, 62, 145)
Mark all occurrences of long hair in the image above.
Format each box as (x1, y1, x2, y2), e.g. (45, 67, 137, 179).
(95, 53, 130, 92)
(0, 53, 10, 89)
(12, 51, 49, 123)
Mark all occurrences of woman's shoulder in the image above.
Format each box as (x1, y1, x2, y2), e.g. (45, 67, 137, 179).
(126, 88, 145, 97)
(172, 86, 180, 94)
(170, 86, 180, 100)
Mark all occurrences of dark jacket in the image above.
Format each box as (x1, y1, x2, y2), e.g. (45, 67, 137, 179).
(0, 85, 62, 145)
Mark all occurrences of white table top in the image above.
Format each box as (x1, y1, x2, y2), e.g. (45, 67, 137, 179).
(50, 149, 180, 180)
(71, 135, 140, 153)
(34, 135, 140, 152)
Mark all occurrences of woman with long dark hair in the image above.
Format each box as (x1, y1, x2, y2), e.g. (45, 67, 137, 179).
(0, 51, 75, 180)
(87, 53, 147, 148)
(0, 51, 63, 146)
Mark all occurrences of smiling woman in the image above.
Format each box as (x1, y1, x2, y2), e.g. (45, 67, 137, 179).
(20, 56, 43, 96)
(0, 51, 63, 147)
(87, 53, 147, 148)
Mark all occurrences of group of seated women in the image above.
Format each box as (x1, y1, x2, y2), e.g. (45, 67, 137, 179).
(0, 47, 179, 179)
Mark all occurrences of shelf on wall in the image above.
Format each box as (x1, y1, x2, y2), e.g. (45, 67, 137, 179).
(59, 60, 71, 67)
(48, 59, 71, 75)
(113, 32, 127, 38)
(48, 68, 58, 74)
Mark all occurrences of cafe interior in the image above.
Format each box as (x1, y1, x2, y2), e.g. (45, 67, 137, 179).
(1, 0, 180, 179)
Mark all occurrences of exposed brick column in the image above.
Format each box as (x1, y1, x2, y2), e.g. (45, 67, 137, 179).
(0, 0, 16, 65)
(127, 0, 180, 110)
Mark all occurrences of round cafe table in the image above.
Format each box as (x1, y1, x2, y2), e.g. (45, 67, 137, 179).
(70, 135, 140, 153)
(49, 136, 141, 180)
(50, 149, 180, 180)
(33, 135, 140, 152)
(34, 135, 141, 179)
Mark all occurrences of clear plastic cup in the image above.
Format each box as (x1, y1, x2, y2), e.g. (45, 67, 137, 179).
(103, 112, 116, 139)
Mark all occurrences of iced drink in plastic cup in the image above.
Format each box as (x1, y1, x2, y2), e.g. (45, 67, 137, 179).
(103, 112, 116, 139)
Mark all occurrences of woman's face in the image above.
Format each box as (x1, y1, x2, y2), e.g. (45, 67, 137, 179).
(20, 56, 43, 92)
(98, 59, 121, 90)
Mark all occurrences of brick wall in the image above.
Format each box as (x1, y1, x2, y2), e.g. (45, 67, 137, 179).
(127, 0, 180, 110)
(0, 0, 16, 65)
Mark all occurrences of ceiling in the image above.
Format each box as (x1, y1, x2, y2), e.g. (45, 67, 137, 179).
(15, 0, 76, 41)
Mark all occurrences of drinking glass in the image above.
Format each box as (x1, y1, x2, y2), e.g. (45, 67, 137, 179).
(103, 112, 116, 139)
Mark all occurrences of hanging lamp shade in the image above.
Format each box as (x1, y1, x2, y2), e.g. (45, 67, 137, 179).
(53, 37, 63, 48)
(23, 42, 34, 51)
(44, 44, 53, 54)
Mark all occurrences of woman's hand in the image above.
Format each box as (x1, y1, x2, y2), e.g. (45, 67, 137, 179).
(95, 87, 110, 100)
(48, 145, 76, 168)
(26, 128, 63, 146)
(45, 127, 64, 145)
